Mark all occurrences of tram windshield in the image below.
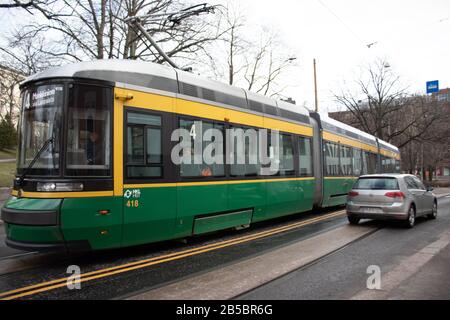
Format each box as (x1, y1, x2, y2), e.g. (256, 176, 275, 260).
(17, 82, 112, 177)
(65, 83, 112, 176)
(18, 84, 63, 175)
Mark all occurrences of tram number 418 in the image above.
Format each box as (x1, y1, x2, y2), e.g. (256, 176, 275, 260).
(126, 200, 139, 208)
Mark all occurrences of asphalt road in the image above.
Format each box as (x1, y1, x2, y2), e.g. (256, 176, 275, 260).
(0, 207, 348, 299)
(238, 196, 450, 300)
(0, 224, 30, 259)
(1, 194, 449, 300)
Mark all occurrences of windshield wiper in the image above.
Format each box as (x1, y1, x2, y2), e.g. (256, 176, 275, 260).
(17, 137, 54, 187)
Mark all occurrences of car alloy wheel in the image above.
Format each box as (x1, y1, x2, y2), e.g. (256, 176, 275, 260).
(430, 202, 438, 219)
(407, 206, 415, 228)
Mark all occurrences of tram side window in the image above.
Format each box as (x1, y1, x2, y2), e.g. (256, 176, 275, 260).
(278, 133, 295, 176)
(126, 112, 163, 178)
(298, 137, 313, 176)
(395, 159, 401, 173)
(361, 150, 369, 175)
(325, 142, 340, 176)
(388, 157, 396, 172)
(381, 156, 395, 173)
(352, 148, 362, 176)
(340, 145, 353, 176)
(381, 156, 387, 173)
(229, 126, 260, 177)
(179, 118, 225, 177)
(66, 84, 112, 176)
(367, 152, 377, 174)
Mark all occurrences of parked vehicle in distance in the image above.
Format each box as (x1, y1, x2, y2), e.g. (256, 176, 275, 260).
(346, 174, 437, 228)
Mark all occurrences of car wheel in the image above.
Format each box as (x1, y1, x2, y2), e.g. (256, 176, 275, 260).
(404, 205, 416, 228)
(348, 215, 360, 225)
(427, 201, 438, 220)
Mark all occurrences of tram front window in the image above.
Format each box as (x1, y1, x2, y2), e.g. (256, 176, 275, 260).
(17, 84, 63, 176)
(66, 84, 112, 176)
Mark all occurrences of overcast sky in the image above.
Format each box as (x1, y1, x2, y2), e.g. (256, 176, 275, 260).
(238, 0, 450, 111)
(1, 0, 449, 112)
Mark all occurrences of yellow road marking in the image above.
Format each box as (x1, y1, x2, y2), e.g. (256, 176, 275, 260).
(0, 210, 345, 300)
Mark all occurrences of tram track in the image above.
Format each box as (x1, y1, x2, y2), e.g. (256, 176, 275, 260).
(0, 209, 346, 300)
(0, 252, 38, 262)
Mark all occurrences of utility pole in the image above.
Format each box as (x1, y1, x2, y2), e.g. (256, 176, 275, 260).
(313, 59, 318, 112)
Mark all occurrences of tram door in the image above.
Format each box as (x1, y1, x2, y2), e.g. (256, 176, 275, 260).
(121, 108, 177, 246)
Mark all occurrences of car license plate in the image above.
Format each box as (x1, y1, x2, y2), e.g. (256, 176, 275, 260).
(361, 207, 382, 214)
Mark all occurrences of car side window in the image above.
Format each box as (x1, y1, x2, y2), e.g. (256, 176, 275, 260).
(404, 177, 417, 190)
(413, 177, 426, 190)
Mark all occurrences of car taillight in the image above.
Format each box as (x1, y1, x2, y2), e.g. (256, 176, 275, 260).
(385, 191, 405, 199)
(348, 191, 359, 197)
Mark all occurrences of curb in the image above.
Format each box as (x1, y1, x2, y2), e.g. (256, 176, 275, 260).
(436, 193, 450, 199)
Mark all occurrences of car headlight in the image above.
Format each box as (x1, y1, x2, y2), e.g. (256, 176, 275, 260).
(37, 182, 84, 192)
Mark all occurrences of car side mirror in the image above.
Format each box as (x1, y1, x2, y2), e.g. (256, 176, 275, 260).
(426, 186, 434, 192)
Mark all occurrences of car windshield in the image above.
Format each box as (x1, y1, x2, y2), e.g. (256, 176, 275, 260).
(353, 177, 399, 190)
(17, 84, 63, 175)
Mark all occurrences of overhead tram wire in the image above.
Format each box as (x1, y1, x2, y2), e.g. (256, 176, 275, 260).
(374, 15, 450, 50)
(316, 0, 450, 53)
(315, 0, 368, 49)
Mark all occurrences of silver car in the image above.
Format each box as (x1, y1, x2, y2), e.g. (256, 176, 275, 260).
(346, 174, 437, 228)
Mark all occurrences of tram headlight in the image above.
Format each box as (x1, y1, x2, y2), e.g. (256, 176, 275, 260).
(37, 182, 84, 192)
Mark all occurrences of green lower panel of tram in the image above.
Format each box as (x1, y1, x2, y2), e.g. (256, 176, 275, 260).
(3, 196, 123, 251)
(2, 179, 316, 251)
(61, 196, 123, 250)
(321, 177, 357, 207)
(193, 209, 253, 235)
(4, 197, 64, 244)
(5, 224, 64, 244)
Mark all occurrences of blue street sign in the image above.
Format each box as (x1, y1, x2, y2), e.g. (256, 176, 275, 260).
(426, 80, 439, 94)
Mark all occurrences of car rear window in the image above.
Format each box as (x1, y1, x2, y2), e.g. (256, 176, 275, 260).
(353, 177, 399, 190)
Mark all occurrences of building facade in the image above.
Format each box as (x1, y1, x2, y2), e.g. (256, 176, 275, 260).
(0, 64, 25, 125)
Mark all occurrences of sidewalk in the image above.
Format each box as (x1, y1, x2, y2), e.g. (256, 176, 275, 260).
(352, 230, 450, 300)
(434, 187, 450, 198)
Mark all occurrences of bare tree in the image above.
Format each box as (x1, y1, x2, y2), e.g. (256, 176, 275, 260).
(1, 0, 297, 98)
(243, 33, 297, 97)
(213, 3, 297, 97)
(0, 0, 58, 18)
(332, 58, 450, 176)
(1, 0, 225, 68)
(334, 59, 409, 140)
(333, 59, 446, 145)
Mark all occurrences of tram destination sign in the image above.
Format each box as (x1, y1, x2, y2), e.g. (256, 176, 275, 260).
(426, 80, 439, 94)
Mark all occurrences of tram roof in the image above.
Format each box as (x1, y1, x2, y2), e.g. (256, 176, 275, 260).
(23, 59, 311, 125)
(318, 112, 377, 146)
(24, 59, 178, 84)
(319, 112, 399, 153)
(377, 139, 399, 153)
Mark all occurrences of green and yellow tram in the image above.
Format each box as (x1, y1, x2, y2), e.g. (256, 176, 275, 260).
(1, 60, 400, 252)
